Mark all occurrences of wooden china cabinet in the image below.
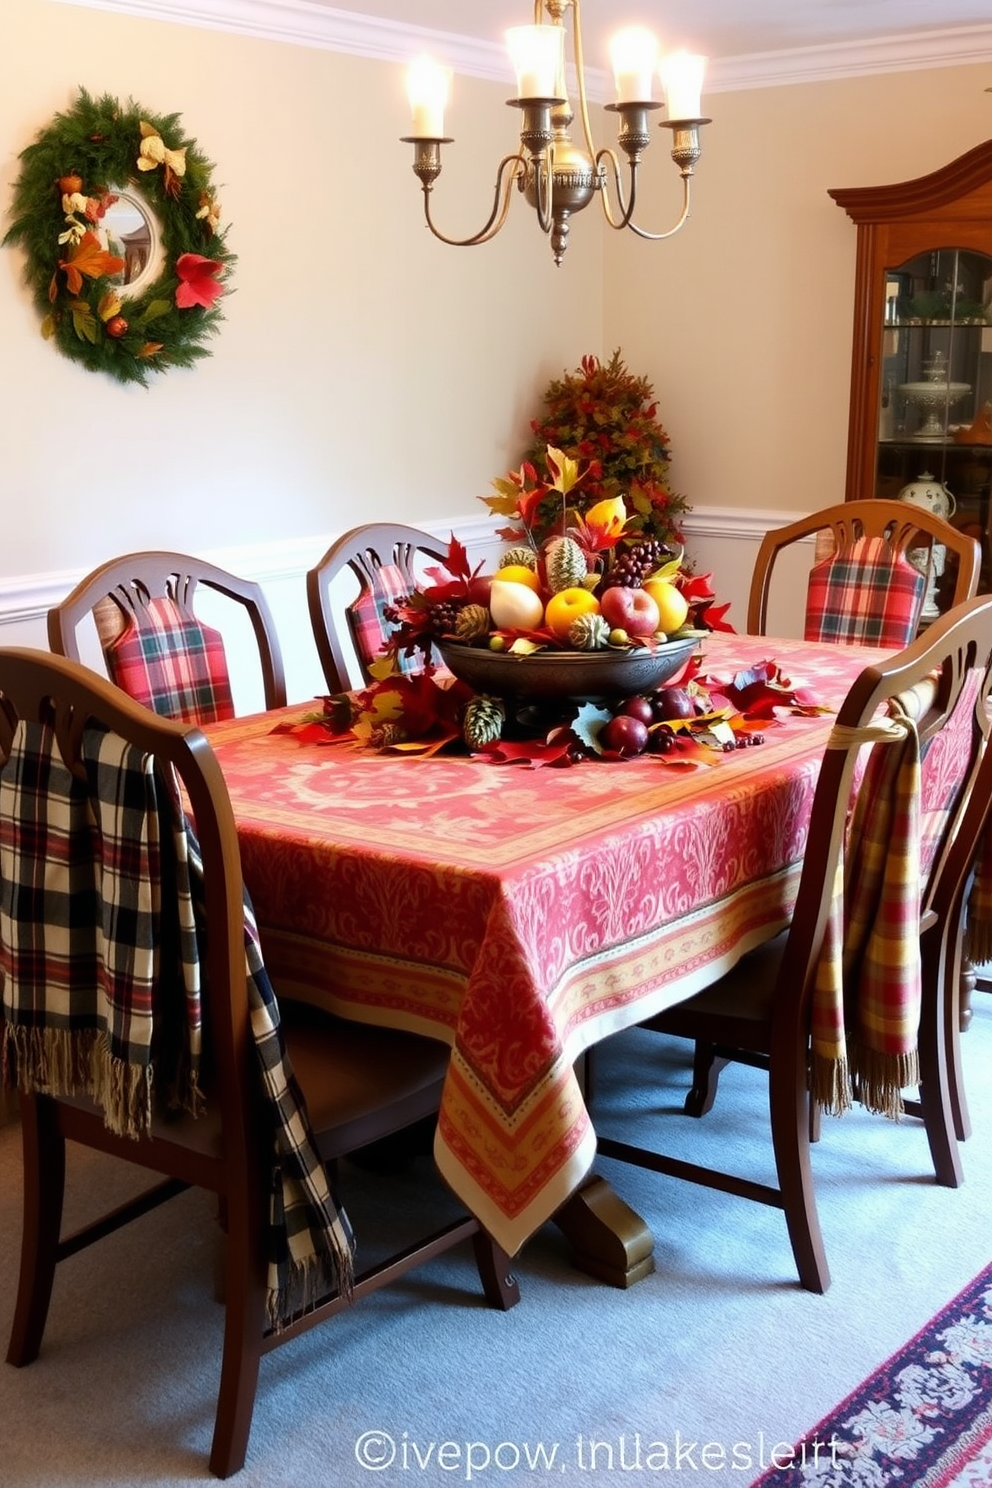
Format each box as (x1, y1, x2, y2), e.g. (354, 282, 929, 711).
(830, 141, 992, 592)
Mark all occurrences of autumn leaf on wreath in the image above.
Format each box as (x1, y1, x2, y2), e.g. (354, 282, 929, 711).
(175, 253, 225, 310)
(68, 298, 98, 344)
(138, 299, 173, 326)
(58, 231, 126, 296)
(137, 342, 165, 359)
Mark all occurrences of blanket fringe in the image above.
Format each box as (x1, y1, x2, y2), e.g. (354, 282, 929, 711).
(850, 1044, 919, 1120)
(810, 1051, 853, 1116)
(2, 1024, 154, 1138)
(266, 1239, 356, 1333)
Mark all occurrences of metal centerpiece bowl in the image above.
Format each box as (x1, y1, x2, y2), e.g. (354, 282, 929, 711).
(436, 634, 700, 702)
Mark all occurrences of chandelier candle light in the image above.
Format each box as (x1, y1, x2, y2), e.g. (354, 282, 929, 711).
(401, 0, 709, 265)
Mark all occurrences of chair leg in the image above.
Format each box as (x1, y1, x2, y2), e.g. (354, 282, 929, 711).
(947, 956, 972, 1143)
(917, 971, 964, 1189)
(208, 1203, 268, 1479)
(6, 1095, 66, 1367)
(769, 1047, 830, 1294)
(683, 1044, 728, 1117)
(471, 1231, 520, 1311)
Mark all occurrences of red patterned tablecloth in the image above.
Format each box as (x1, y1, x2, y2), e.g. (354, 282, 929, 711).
(205, 633, 885, 1255)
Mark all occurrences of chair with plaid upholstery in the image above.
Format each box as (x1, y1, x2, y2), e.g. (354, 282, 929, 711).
(594, 595, 992, 1294)
(747, 499, 980, 643)
(306, 523, 447, 693)
(47, 550, 287, 724)
(0, 648, 518, 1478)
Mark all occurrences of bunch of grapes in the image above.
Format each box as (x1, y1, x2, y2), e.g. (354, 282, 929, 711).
(601, 538, 672, 591)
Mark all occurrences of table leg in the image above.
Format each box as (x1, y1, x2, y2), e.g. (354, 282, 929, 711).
(553, 1175, 655, 1288)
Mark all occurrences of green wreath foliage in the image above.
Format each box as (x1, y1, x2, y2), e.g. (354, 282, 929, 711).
(3, 88, 235, 386)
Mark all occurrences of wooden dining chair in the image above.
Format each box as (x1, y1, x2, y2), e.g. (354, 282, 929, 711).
(306, 523, 447, 693)
(747, 499, 980, 643)
(0, 647, 518, 1479)
(595, 594, 992, 1294)
(47, 550, 287, 724)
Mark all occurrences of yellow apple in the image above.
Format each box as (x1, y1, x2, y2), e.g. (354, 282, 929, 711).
(489, 578, 546, 631)
(643, 577, 689, 634)
(544, 587, 601, 642)
(495, 564, 542, 593)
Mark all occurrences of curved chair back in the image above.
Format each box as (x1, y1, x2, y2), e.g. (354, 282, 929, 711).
(0, 647, 517, 1477)
(306, 523, 447, 693)
(600, 594, 992, 1294)
(48, 550, 286, 723)
(747, 499, 981, 643)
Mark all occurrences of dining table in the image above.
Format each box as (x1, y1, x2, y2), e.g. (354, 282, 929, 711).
(204, 631, 888, 1286)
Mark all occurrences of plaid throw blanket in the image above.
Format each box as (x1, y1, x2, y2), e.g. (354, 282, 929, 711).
(810, 704, 922, 1119)
(0, 719, 354, 1327)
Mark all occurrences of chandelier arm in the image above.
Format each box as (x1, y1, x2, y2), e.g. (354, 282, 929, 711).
(420, 152, 528, 247)
(568, 0, 600, 165)
(594, 147, 638, 229)
(622, 174, 693, 241)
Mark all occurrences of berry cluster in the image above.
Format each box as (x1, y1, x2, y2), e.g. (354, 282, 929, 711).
(601, 538, 671, 591)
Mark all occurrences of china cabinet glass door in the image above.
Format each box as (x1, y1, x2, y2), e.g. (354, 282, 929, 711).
(831, 143, 992, 591)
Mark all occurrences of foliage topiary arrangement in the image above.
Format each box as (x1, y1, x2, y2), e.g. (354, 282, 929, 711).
(517, 349, 688, 550)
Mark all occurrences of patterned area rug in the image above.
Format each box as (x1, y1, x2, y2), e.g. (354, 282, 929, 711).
(751, 1263, 992, 1486)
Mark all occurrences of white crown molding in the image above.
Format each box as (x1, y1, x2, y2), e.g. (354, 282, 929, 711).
(47, 0, 992, 92)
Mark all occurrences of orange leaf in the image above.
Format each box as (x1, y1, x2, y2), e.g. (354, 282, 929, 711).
(59, 231, 125, 294)
(137, 342, 164, 359)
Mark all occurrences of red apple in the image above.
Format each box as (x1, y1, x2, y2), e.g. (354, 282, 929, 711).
(652, 686, 695, 721)
(617, 696, 655, 727)
(467, 573, 493, 607)
(599, 585, 661, 639)
(599, 714, 649, 757)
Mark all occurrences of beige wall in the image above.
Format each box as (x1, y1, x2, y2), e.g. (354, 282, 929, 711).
(2, 2, 991, 677)
(0, 0, 602, 580)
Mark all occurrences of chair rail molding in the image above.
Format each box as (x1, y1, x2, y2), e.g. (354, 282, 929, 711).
(0, 504, 803, 638)
(48, 0, 992, 94)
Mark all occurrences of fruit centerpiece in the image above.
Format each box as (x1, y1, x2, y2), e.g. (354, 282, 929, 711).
(351, 443, 736, 757)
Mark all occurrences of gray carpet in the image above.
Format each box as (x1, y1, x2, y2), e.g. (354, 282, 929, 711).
(1, 1001, 989, 1488)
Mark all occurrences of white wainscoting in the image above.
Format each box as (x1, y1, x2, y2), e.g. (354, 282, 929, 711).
(0, 506, 810, 711)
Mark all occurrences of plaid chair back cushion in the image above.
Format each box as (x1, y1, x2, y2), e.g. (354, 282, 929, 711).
(103, 594, 236, 725)
(346, 562, 421, 677)
(805, 534, 925, 647)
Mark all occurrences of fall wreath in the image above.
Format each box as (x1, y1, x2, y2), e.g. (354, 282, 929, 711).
(2, 88, 234, 386)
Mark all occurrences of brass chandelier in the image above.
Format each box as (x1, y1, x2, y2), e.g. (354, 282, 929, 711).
(401, 0, 709, 266)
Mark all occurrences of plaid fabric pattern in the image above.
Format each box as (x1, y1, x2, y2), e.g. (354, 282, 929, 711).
(346, 563, 420, 677)
(810, 705, 922, 1118)
(0, 718, 197, 1133)
(805, 535, 925, 647)
(0, 721, 353, 1327)
(104, 595, 236, 725)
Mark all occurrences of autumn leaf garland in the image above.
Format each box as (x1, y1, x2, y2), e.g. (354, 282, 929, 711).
(2, 88, 235, 385)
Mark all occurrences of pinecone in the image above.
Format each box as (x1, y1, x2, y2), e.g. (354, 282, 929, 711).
(455, 603, 490, 642)
(463, 694, 506, 749)
(428, 599, 465, 634)
(369, 723, 407, 750)
(544, 535, 588, 594)
(499, 546, 538, 571)
(568, 612, 611, 651)
(601, 538, 672, 591)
